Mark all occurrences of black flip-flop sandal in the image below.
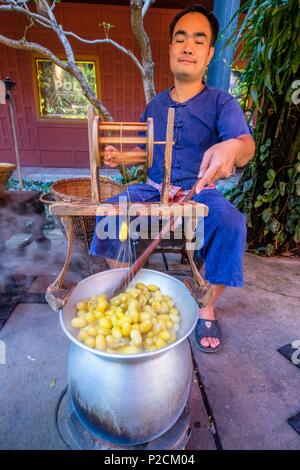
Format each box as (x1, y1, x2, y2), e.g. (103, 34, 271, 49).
(195, 318, 222, 353)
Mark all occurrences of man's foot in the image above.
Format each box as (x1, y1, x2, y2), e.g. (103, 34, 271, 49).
(195, 318, 222, 353)
(195, 303, 222, 352)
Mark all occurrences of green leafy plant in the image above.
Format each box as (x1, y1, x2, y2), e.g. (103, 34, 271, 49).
(225, 0, 300, 256)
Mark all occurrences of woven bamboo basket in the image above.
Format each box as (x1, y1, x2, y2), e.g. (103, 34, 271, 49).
(49, 177, 125, 249)
(0, 163, 16, 186)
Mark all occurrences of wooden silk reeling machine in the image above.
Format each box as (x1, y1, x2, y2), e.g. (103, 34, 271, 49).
(46, 105, 210, 312)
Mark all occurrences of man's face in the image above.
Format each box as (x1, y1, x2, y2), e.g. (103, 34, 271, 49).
(169, 12, 215, 83)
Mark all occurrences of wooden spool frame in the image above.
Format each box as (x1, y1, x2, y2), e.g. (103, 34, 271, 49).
(88, 105, 174, 203)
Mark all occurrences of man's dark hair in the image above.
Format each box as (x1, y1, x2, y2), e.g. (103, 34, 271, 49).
(170, 4, 219, 46)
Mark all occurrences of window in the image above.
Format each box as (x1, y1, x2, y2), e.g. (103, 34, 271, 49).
(36, 59, 97, 119)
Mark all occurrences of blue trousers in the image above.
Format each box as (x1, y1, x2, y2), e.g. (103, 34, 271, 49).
(90, 184, 246, 287)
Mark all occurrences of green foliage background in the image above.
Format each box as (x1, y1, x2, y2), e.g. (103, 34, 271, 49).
(226, 0, 300, 255)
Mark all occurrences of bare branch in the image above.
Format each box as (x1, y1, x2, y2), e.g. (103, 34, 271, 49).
(0, 1, 31, 5)
(130, 0, 155, 102)
(22, 15, 34, 39)
(36, 0, 76, 63)
(24, 0, 54, 29)
(65, 30, 145, 77)
(0, 34, 112, 120)
(0, 0, 158, 122)
(0, 2, 52, 25)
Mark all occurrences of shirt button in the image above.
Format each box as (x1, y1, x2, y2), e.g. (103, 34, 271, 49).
(175, 144, 183, 149)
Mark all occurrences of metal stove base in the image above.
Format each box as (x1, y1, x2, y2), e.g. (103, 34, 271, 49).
(57, 391, 191, 450)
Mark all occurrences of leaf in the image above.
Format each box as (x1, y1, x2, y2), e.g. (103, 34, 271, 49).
(264, 180, 273, 189)
(265, 138, 272, 147)
(267, 169, 276, 181)
(265, 244, 274, 256)
(262, 188, 279, 202)
(251, 88, 262, 111)
(267, 47, 273, 61)
(254, 199, 264, 208)
(262, 208, 273, 223)
(294, 226, 300, 244)
(268, 218, 280, 234)
(288, 168, 296, 183)
(279, 181, 286, 196)
(260, 144, 267, 152)
(260, 152, 268, 162)
(243, 179, 253, 192)
(232, 194, 244, 208)
(265, 72, 272, 91)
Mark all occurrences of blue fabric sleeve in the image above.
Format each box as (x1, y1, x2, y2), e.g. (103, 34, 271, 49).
(217, 96, 251, 141)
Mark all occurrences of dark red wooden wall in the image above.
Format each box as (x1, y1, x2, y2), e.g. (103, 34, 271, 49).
(0, 3, 175, 167)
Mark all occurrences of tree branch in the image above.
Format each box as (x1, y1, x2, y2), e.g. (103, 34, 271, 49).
(37, 0, 75, 63)
(0, 0, 31, 5)
(130, 0, 155, 102)
(0, 34, 113, 120)
(0, 3, 52, 27)
(64, 31, 145, 77)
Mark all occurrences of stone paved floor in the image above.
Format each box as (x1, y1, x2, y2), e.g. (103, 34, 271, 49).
(0, 219, 299, 449)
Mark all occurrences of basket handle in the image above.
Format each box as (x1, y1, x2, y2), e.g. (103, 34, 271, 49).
(40, 192, 55, 205)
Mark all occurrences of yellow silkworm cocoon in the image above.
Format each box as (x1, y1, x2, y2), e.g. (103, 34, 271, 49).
(119, 220, 128, 241)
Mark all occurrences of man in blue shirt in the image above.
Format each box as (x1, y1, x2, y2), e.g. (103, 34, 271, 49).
(90, 4, 255, 352)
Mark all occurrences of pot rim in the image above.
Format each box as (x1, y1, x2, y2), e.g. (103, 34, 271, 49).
(59, 268, 198, 361)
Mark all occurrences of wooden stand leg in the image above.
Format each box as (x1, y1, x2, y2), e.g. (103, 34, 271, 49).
(161, 107, 175, 204)
(88, 104, 101, 203)
(183, 214, 213, 308)
(185, 215, 206, 287)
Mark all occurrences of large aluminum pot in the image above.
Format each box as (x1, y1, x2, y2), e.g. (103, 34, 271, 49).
(60, 268, 198, 446)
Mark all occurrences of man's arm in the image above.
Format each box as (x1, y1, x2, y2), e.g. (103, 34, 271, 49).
(233, 134, 256, 167)
(196, 134, 255, 193)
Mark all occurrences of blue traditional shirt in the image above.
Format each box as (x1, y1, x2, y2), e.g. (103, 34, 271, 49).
(140, 84, 251, 190)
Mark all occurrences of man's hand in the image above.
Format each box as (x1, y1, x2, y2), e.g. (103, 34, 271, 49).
(103, 145, 121, 168)
(196, 136, 255, 194)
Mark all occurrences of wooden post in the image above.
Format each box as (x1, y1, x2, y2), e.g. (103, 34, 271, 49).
(161, 107, 175, 204)
(7, 91, 24, 190)
(87, 104, 101, 202)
